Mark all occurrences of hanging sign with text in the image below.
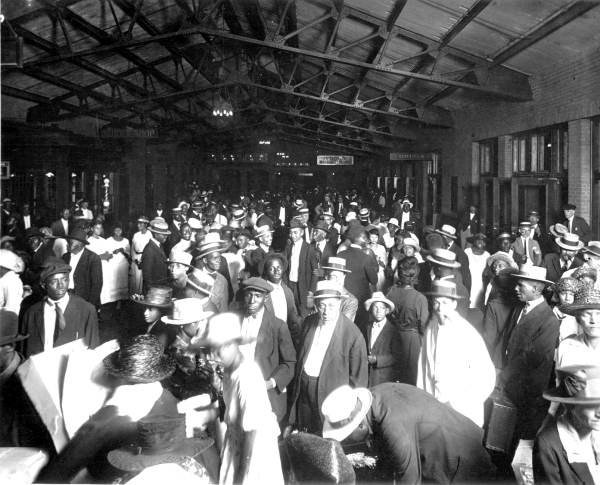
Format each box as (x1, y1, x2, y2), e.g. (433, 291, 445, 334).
(316, 155, 354, 166)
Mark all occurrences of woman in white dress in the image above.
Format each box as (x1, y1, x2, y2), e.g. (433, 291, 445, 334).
(464, 233, 490, 309)
(130, 216, 151, 295)
(86, 221, 112, 305)
(105, 223, 130, 304)
(367, 228, 388, 291)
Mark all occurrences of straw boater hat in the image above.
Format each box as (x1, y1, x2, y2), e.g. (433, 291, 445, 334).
(167, 251, 194, 268)
(321, 385, 373, 442)
(103, 334, 175, 384)
(358, 208, 370, 221)
(560, 286, 600, 315)
(425, 280, 465, 300)
(231, 208, 247, 222)
(321, 256, 352, 273)
(582, 241, 600, 258)
(345, 211, 357, 222)
(0, 308, 28, 346)
(486, 251, 518, 269)
(195, 312, 252, 348)
(321, 209, 334, 218)
(136, 216, 150, 224)
(107, 415, 213, 472)
(518, 221, 532, 230)
(555, 232, 584, 251)
(435, 224, 457, 240)
(254, 224, 274, 239)
(161, 298, 213, 325)
(364, 291, 395, 312)
(195, 232, 228, 259)
(293, 199, 304, 210)
(148, 219, 171, 236)
(131, 286, 173, 309)
(313, 280, 347, 299)
(543, 365, 600, 405)
(426, 248, 461, 268)
(548, 223, 567, 238)
(187, 218, 202, 231)
(510, 264, 553, 286)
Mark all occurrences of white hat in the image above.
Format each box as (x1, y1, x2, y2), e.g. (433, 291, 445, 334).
(555, 233, 584, 251)
(426, 248, 461, 268)
(161, 298, 213, 325)
(435, 224, 457, 240)
(511, 264, 553, 286)
(388, 218, 399, 227)
(321, 385, 372, 442)
(254, 225, 274, 239)
(187, 218, 202, 230)
(195, 312, 253, 348)
(345, 211, 357, 222)
(0, 249, 23, 272)
(364, 291, 395, 312)
(313, 280, 347, 299)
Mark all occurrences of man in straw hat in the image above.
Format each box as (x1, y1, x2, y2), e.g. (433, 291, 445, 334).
(141, 218, 171, 293)
(129, 216, 151, 295)
(511, 221, 542, 266)
(287, 280, 367, 436)
(195, 312, 284, 485)
(320, 383, 495, 483)
(417, 280, 495, 427)
(423, 248, 470, 318)
(496, 265, 560, 446)
(435, 224, 471, 292)
(21, 258, 99, 358)
(533, 365, 600, 484)
(194, 232, 229, 312)
(167, 251, 216, 307)
(246, 224, 274, 277)
(0, 248, 24, 314)
(543, 232, 584, 282)
(320, 256, 359, 323)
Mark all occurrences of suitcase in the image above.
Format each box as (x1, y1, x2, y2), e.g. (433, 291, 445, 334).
(483, 396, 518, 454)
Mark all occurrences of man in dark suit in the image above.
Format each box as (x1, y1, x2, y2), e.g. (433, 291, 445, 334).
(497, 266, 559, 447)
(63, 229, 102, 308)
(562, 202, 592, 243)
(543, 232, 584, 282)
(165, 207, 183, 255)
(50, 208, 71, 238)
(21, 259, 99, 358)
(285, 219, 319, 317)
(435, 224, 471, 292)
(235, 277, 296, 424)
(458, 205, 480, 248)
(511, 221, 543, 266)
(311, 220, 337, 270)
(287, 280, 368, 436)
(141, 219, 171, 294)
(528, 210, 550, 255)
(364, 292, 402, 387)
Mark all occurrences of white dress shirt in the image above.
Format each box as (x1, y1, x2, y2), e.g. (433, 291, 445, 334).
(68, 250, 84, 289)
(370, 319, 386, 350)
(61, 218, 69, 235)
(43, 293, 70, 350)
(303, 320, 336, 377)
(239, 307, 264, 361)
(23, 214, 31, 229)
(270, 283, 288, 322)
(289, 240, 303, 283)
(517, 295, 545, 324)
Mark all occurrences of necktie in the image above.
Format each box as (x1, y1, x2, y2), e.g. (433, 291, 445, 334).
(53, 302, 66, 343)
(523, 238, 528, 260)
(569, 220, 572, 232)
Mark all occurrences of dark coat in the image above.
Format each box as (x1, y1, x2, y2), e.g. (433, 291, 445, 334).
(284, 241, 319, 313)
(543, 252, 584, 283)
(234, 309, 296, 422)
(533, 415, 595, 485)
(21, 293, 99, 358)
(246, 246, 271, 277)
(312, 240, 337, 269)
(337, 246, 378, 305)
(458, 212, 481, 235)
(562, 215, 592, 243)
(448, 241, 471, 292)
(140, 239, 168, 293)
(148, 321, 177, 349)
(50, 218, 69, 238)
(367, 319, 403, 387)
(165, 221, 181, 255)
(264, 282, 302, 347)
(368, 383, 495, 483)
(63, 249, 103, 307)
(289, 312, 368, 426)
(498, 301, 560, 439)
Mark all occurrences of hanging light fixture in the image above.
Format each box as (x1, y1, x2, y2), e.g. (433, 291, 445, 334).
(212, 5, 234, 118)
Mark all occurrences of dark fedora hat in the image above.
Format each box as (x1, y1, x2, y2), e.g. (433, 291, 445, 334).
(0, 309, 28, 346)
(312, 220, 331, 234)
(240, 277, 273, 293)
(131, 286, 173, 308)
(66, 228, 89, 244)
(24, 227, 47, 240)
(467, 232, 487, 244)
(289, 218, 305, 230)
(107, 414, 213, 472)
(562, 202, 577, 211)
(425, 280, 465, 300)
(103, 334, 175, 384)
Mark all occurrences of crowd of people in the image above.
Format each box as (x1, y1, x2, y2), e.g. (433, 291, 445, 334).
(1, 186, 599, 484)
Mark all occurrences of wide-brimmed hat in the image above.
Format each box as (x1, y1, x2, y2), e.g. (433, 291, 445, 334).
(551, 277, 582, 295)
(435, 224, 457, 240)
(582, 241, 600, 258)
(131, 286, 173, 309)
(496, 232, 513, 241)
(0, 249, 23, 272)
(549, 223, 568, 238)
(511, 264, 553, 285)
(24, 227, 46, 240)
(191, 200, 203, 209)
(467, 232, 487, 244)
(388, 217, 399, 227)
(187, 218, 202, 230)
(40, 258, 72, 282)
(66, 228, 89, 244)
(312, 220, 330, 234)
(289, 218, 305, 230)
(0, 309, 28, 346)
(321, 385, 372, 441)
(167, 251, 194, 268)
(195, 232, 228, 259)
(401, 198, 413, 208)
(345, 211, 357, 222)
(401, 237, 420, 252)
(293, 199, 304, 209)
(425, 280, 465, 300)
(556, 233, 584, 251)
(518, 221, 532, 229)
(561, 286, 600, 315)
(543, 365, 600, 405)
(486, 251, 518, 269)
(240, 277, 272, 293)
(161, 298, 213, 325)
(426, 248, 461, 268)
(148, 219, 171, 235)
(103, 335, 175, 384)
(572, 266, 597, 283)
(254, 225, 274, 239)
(364, 291, 395, 312)
(136, 216, 150, 224)
(313, 280, 347, 300)
(194, 312, 251, 348)
(107, 414, 213, 472)
(321, 209, 334, 218)
(231, 209, 246, 222)
(321, 256, 351, 273)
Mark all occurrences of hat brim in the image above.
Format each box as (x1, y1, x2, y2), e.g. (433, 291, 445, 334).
(161, 311, 214, 326)
(434, 229, 457, 240)
(313, 293, 348, 300)
(322, 388, 372, 442)
(582, 247, 600, 258)
(166, 260, 195, 269)
(0, 333, 29, 346)
(486, 254, 517, 268)
(103, 351, 175, 383)
(107, 437, 214, 472)
(192, 334, 254, 349)
(364, 297, 395, 312)
(555, 239, 584, 251)
(560, 303, 600, 316)
(149, 228, 172, 235)
(510, 273, 553, 286)
(424, 291, 465, 300)
(542, 389, 600, 405)
(65, 236, 89, 245)
(425, 255, 461, 268)
(131, 297, 173, 309)
(196, 245, 228, 259)
(321, 265, 351, 273)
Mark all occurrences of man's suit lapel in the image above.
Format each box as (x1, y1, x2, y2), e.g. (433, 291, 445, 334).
(320, 315, 344, 373)
(366, 324, 373, 350)
(570, 461, 595, 484)
(256, 311, 271, 357)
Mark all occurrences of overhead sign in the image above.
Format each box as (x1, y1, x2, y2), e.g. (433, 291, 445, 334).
(390, 152, 438, 161)
(317, 155, 354, 166)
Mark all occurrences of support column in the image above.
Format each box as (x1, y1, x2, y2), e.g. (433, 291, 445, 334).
(125, 139, 147, 218)
(568, 119, 592, 223)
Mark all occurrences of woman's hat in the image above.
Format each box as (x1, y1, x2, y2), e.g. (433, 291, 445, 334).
(321, 256, 351, 273)
(313, 280, 347, 300)
(435, 224, 457, 240)
(401, 198, 413, 209)
(364, 291, 395, 312)
(321, 385, 372, 442)
(66, 228, 89, 244)
(0, 309, 28, 346)
(582, 241, 600, 258)
(549, 223, 568, 238)
(161, 298, 213, 325)
(543, 365, 600, 405)
(572, 265, 597, 283)
(555, 233, 584, 251)
(551, 277, 581, 295)
(195, 232, 228, 259)
(254, 225, 274, 239)
(103, 335, 175, 384)
(426, 248, 461, 268)
(486, 251, 518, 269)
(148, 219, 171, 236)
(131, 286, 173, 309)
(194, 312, 250, 348)
(388, 217, 399, 227)
(107, 414, 213, 472)
(425, 280, 465, 300)
(560, 286, 600, 315)
(511, 264, 553, 286)
(167, 251, 194, 268)
(0, 249, 23, 272)
(467, 232, 487, 244)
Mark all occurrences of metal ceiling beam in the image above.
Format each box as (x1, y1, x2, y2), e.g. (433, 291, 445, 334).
(277, 132, 378, 155)
(438, 0, 492, 48)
